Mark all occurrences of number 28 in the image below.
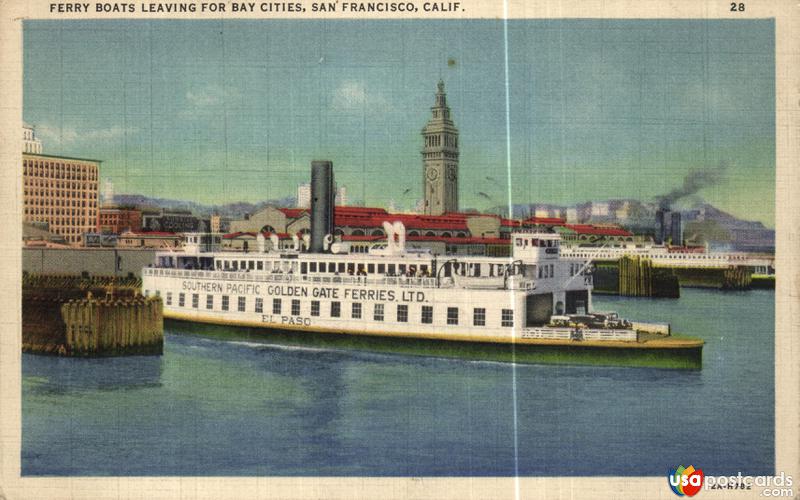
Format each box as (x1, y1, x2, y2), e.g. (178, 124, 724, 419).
(730, 2, 745, 11)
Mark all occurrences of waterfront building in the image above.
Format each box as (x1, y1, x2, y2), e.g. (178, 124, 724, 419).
(422, 80, 459, 215)
(22, 151, 100, 246)
(297, 183, 311, 208)
(97, 207, 142, 234)
(117, 230, 181, 249)
(297, 182, 347, 209)
(101, 179, 115, 207)
(23, 221, 69, 248)
(22, 124, 42, 154)
(141, 208, 202, 233)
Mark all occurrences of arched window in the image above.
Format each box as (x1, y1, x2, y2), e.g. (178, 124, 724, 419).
(371, 229, 384, 237)
(441, 232, 451, 238)
(456, 232, 467, 238)
(352, 229, 365, 236)
(334, 229, 344, 236)
(408, 231, 419, 236)
(425, 231, 435, 237)
(261, 225, 276, 234)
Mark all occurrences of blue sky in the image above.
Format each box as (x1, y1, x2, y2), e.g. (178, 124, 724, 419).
(23, 19, 775, 225)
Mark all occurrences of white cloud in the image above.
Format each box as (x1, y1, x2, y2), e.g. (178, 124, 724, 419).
(332, 80, 392, 112)
(35, 123, 137, 145)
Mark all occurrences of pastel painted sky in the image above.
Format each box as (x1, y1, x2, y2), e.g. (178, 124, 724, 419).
(23, 19, 775, 226)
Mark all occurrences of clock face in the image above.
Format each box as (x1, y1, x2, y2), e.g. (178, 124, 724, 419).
(447, 167, 457, 181)
(427, 168, 439, 181)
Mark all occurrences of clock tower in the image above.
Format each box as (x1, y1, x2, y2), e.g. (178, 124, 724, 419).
(422, 80, 459, 215)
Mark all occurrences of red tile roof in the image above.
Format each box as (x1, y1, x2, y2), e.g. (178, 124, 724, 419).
(278, 208, 308, 218)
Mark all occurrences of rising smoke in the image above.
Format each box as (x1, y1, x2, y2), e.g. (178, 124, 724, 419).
(656, 161, 728, 210)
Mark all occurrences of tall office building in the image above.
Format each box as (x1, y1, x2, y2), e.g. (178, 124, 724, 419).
(23, 153, 100, 245)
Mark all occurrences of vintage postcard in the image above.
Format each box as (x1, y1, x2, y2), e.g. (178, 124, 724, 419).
(0, 0, 798, 499)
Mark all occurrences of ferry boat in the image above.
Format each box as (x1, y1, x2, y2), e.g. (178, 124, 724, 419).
(141, 225, 704, 369)
(141, 160, 703, 368)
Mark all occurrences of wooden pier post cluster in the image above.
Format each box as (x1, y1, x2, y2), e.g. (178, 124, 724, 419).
(617, 256, 680, 298)
(618, 256, 653, 297)
(722, 266, 752, 290)
(22, 273, 163, 356)
(61, 293, 163, 356)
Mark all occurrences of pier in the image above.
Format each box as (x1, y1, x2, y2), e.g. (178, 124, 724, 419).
(22, 273, 163, 356)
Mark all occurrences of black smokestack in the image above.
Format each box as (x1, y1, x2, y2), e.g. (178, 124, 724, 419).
(670, 212, 682, 246)
(310, 160, 334, 253)
(656, 161, 728, 210)
(655, 209, 670, 245)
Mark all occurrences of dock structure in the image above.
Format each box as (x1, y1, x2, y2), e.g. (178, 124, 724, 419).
(22, 273, 163, 356)
(566, 248, 772, 293)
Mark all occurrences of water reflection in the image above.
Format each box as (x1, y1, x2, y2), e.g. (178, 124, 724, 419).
(22, 353, 163, 393)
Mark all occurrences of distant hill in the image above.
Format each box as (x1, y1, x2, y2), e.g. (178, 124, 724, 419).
(113, 194, 297, 219)
(683, 203, 774, 253)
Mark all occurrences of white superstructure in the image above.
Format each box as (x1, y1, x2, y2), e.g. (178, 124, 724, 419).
(142, 229, 648, 344)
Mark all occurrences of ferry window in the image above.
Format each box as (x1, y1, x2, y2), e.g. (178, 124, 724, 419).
(347, 263, 355, 274)
(310, 262, 317, 272)
(206, 295, 213, 309)
(215, 261, 221, 270)
(232, 261, 238, 271)
(192, 294, 199, 309)
(291, 299, 300, 316)
(311, 301, 320, 316)
(502, 309, 514, 327)
(368, 264, 375, 273)
(166, 292, 172, 305)
(331, 301, 341, 318)
(338, 263, 345, 273)
(273, 298, 281, 314)
(255, 298, 263, 313)
(248, 261, 254, 270)
(421, 306, 433, 324)
(374, 303, 384, 321)
(238, 297, 246, 312)
(378, 264, 385, 273)
(447, 307, 459, 325)
(388, 264, 396, 275)
(420, 265, 428, 274)
(473, 308, 486, 326)
(222, 296, 229, 311)
(301, 262, 307, 274)
(352, 302, 362, 319)
(240, 260, 246, 269)
(155, 290, 161, 297)
(538, 267, 543, 278)
(397, 304, 408, 323)
(178, 293, 185, 307)
(257, 261, 263, 271)
(399, 264, 406, 274)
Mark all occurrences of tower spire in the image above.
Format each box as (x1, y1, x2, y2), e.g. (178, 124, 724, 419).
(421, 80, 459, 215)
